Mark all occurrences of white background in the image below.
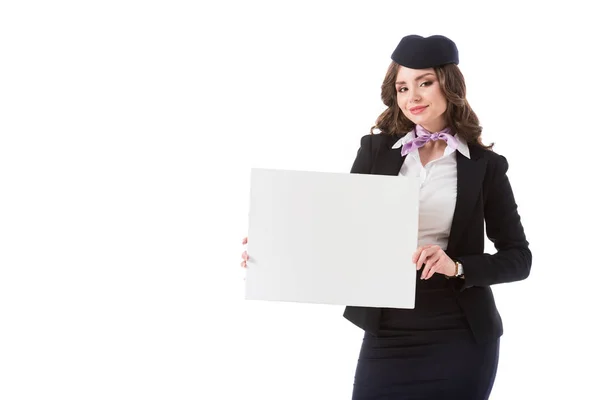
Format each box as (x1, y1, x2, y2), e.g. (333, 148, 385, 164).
(1, 1, 598, 399)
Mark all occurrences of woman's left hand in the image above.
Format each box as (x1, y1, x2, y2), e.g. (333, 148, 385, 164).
(412, 245, 455, 280)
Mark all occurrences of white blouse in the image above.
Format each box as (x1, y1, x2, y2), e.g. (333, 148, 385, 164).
(391, 129, 471, 250)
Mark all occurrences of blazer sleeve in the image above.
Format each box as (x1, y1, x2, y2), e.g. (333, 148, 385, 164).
(350, 134, 373, 174)
(457, 154, 532, 289)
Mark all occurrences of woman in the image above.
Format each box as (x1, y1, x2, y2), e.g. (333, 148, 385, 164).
(242, 34, 531, 399)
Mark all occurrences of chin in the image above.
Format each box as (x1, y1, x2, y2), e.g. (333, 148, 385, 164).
(412, 117, 430, 125)
(415, 115, 444, 128)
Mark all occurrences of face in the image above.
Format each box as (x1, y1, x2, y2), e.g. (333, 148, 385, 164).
(395, 67, 448, 132)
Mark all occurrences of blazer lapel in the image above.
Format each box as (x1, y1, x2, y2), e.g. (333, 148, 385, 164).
(446, 148, 487, 256)
(371, 135, 407, 175)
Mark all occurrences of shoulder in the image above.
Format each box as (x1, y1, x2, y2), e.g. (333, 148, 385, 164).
(358, 132, 402, 150)
(468, 146, 511, 188)
(469, 144, 508, 168)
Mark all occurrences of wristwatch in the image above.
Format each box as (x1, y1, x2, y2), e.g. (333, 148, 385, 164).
(454, 260, 464, 278)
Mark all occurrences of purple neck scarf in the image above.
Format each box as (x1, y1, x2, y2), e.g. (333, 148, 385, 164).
(400, 125, 458, 157)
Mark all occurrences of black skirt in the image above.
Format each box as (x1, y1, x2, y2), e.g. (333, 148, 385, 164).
(351, 271, 500, 400)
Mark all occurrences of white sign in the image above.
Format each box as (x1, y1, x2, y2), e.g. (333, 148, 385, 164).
(245, 168, 419, 309)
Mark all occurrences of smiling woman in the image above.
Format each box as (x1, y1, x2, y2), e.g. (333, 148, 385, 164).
(240, 34, 531, 400)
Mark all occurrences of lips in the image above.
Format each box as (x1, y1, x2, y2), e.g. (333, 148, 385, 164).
(409, 106, 428, 115)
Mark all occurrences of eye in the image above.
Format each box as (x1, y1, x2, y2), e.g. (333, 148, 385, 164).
(420, 81, 433, 87)
(397, 87, 407, 93)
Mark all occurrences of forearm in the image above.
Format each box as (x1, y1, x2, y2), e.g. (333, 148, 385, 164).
(457, 246, 532, 290)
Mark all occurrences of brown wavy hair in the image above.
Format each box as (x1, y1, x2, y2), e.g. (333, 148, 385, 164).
(371, 62, 493, 150)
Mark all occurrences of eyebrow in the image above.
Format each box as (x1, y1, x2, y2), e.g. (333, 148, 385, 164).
(395, 73, 435, 85)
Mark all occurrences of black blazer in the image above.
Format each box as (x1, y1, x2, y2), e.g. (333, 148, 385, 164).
(343, 133, 532, 344)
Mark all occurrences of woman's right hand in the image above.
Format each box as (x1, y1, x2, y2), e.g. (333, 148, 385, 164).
(240, 237, 249, 268)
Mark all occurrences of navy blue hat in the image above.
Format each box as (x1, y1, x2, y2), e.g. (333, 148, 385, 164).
(391, 35, 459, 68)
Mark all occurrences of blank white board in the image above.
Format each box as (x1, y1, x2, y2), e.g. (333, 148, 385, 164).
(245, 168, 419, 309)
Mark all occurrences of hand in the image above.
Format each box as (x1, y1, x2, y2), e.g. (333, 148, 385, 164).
(240, 236, 249, 268)
(412, 244, 455, 280)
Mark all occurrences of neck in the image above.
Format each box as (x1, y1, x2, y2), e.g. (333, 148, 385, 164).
(418, 123, 448, 133)
(421, 140, 448, 151)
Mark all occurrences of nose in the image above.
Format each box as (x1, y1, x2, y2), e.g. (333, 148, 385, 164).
(409, 92, 421, 103)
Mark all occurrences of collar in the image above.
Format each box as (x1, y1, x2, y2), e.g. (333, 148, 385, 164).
(391, 128, 471, 159)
